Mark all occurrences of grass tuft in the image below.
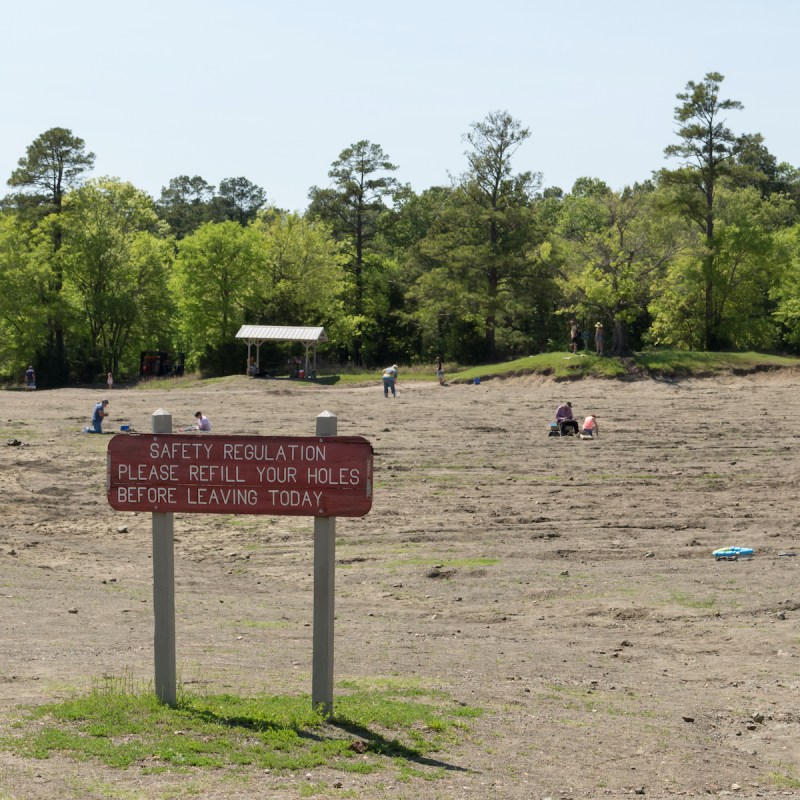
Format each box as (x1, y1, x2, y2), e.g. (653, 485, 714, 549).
(0, 676, 481, 779)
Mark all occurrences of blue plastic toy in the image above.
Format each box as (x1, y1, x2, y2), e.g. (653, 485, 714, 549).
(712, 546, 754, 561)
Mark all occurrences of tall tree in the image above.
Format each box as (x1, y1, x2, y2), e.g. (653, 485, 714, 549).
(307, 140, 398, 363)
(660, 72, 744, 349)
(210, 177, 268, 226)
(156, 175, 215, 239)
(4, 128, 95, 384)
(411, 111, 543, 362)
(6, 127, 95, 217)
(462, 110, 542, 359)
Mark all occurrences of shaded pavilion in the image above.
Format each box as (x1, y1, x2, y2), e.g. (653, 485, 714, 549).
(235, 325, 328, 377)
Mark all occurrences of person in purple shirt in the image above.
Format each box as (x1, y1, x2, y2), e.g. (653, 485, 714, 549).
(555, 401, 579, 436)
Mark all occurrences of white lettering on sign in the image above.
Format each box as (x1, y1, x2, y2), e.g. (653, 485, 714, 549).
(187, 487, 259, 506)
(267, 489, 324, 508)
(222, 442, 327, 462)
(188, 464, 245, 483)
(118, 463, 179, 481)
(117, 486, 177, 504)
(306, 466, 361, 485)
(256, 465, 297, 483)
(149, 441, 214, 460)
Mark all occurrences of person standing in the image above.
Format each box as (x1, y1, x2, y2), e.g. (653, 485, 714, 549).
(569, 319, 579, 354)
(435, 356, 445, 386)
(24, 365, 36, 390)
(382, 364, 398, 398)
(194, 411, 212, 431)
(88, 399, 109, 433)
(107, 372, 114, 391)
(594, 322, 604, 355)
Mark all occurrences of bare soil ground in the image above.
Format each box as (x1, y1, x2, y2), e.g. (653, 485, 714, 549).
(1, 371, 799, 799)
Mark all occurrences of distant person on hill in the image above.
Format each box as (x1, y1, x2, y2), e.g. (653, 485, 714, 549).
(569, 319, 579, 354)
(435, 356, 445, 386)
(555, 401, 579, 436)
(382, 364, 398, 398)
(24, 365, 36, 390)
(595, 322, 604, 355)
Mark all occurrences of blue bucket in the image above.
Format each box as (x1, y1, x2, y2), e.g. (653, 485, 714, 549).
(474, 377, 481, 385)
(120, 425, 130, 432)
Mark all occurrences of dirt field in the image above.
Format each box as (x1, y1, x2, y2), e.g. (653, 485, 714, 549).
(1, 371, 799, 799)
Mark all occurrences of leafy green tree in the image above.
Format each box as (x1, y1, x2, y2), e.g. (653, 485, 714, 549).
(660, 72, 745, 349)
(172, 221, 264, 374)
(556, 182, 682, 355)
(735, 134, 800, 216)
(245, 212, 343, 329)
(648, 187, 792, 349)
(59, 178, 174, 378)
(0, 215, 51, 377)
(771, 224, 800, 350)
(3, 128, 95, 383)
(307, 140, 399, 363)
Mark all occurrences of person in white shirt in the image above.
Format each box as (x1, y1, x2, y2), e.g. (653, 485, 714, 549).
(194, 411, 212, 431)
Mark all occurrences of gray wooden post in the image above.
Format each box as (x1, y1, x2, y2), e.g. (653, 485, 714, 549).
(152, 408, 176, 706)
(312, 410, 337, 717)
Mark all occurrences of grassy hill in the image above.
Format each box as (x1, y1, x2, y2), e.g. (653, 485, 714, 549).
(314, 351, 800, 385)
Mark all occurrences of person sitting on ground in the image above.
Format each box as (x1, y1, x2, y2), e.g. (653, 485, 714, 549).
(194, 411, 212, 431)
(580, 414, 599, 438)
(86, 399, 109, 433)
(555, 401, 579, 436)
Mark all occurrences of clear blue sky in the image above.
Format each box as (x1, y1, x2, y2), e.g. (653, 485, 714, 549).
(2, 0, 798, 212)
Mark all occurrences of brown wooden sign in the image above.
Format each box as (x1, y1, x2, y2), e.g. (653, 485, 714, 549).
(107, 433, 373, 516)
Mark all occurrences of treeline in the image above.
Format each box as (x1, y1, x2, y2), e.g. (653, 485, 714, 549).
(1, 72, 799, 387)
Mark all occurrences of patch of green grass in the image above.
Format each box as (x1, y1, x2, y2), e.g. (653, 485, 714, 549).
(670, 591, 717, 609)
(0, 677, 481, 780)
(768, 768, 800, 789)
(636, 350, 798, 374)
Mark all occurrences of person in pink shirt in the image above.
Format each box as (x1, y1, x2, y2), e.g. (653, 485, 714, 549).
(580, 415, 599, 438)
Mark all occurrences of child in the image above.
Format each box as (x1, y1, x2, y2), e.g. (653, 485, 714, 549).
(580, 415, 599, 438)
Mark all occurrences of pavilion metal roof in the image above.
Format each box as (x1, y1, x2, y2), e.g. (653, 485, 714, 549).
(235, 325, 328, 344)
